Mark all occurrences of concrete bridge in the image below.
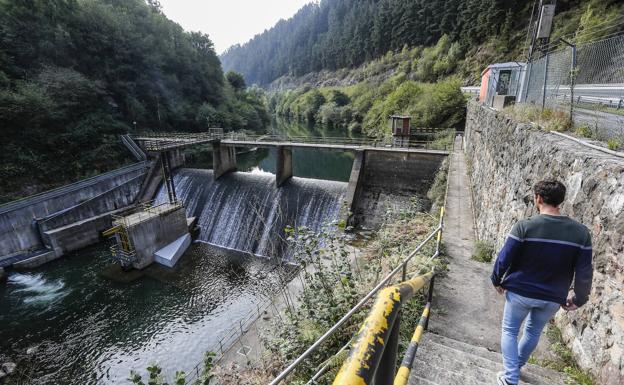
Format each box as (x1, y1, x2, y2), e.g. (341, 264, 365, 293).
(133, 132, 450, 187)
(133, 132, 450, 228)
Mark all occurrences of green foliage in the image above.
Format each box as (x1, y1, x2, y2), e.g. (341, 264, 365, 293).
(226, 71, 247, 91)
(471, 241, 495, 263)
(265, 204, 443, 384)
(220, 0, 532, 85)
(427, 158, 449, 208)
(128, 352, 215, 385)
(269, 63, 466, 137)
(0, 0, 269, 202)
(504, 105, 571, 133)
(607, 138, 621, 151)
(533, 326, 597, 385)
(575, 124, 595, 139)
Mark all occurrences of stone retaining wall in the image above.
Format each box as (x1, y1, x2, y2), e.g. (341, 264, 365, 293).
(465, 101, 624, 385)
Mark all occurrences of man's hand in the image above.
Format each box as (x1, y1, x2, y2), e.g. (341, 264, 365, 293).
(563, 297, 579, 311)
(494, 286, 505, 295)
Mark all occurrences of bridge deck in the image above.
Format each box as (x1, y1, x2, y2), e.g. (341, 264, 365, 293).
(133, 134, 451, 154)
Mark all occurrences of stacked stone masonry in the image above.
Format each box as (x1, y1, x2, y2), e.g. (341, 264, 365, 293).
(465, 101, 624, 385)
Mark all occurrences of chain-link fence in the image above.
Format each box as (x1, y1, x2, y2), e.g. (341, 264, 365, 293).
(520, 33, 624, 142)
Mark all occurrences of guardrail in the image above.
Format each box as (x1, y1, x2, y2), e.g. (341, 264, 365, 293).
(461, 86, 480, 95)
(333, 272, 434, 385)
(550, 92, 623, 109)
(133, 131, 456, 152)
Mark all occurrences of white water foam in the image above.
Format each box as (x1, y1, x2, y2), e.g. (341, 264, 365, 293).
(9, 273, 69, 306)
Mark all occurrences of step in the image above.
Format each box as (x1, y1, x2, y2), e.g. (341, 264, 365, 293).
(423, 333, 566, 383)
(413, 343, 561, 385)
(407, 334, 567, 385)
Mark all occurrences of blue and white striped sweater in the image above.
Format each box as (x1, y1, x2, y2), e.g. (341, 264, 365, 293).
(491, 214, 593, 306)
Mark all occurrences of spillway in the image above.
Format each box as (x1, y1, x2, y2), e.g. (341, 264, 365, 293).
(156, 169, 347, 259)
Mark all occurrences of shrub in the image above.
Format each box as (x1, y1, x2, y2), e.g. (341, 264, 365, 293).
(472, 241, 495, 263)
(575, 124, 593, 138)
(607, 138, 621, 151)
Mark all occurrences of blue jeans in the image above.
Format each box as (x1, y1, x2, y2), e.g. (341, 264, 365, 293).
(501, 291, 560, 384)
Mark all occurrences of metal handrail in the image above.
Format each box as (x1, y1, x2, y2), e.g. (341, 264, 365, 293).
(332, 272, 434, 385)
(268, 207, 445, 385)
(132, 131, 455, 152)
(393, 292, 433, 385)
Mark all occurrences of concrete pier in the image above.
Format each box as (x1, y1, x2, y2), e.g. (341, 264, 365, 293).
(343, 150, 365, 225)
(275, 146, 293, 186)
(212, 141, 237, 180)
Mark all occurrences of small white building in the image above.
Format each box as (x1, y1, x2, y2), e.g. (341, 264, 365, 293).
(479, 62, 526, 109)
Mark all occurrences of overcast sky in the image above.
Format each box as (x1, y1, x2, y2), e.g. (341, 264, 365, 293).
(159, 0, 313, 54)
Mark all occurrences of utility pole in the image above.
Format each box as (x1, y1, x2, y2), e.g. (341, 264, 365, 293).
(559, 38, 577, 123)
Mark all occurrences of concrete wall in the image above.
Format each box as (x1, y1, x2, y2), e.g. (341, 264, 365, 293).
(128, 207, 189, 269)
(0, 163, 147, 261)
(276, 146, 293, 187)
(465, 101, 624, 385)
(351, 150, 446, 227)
(212, 142, 237, 180)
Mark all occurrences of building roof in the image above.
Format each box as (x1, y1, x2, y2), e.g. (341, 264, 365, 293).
(481, 62, 526, 76)
(389, 115, 411, 119)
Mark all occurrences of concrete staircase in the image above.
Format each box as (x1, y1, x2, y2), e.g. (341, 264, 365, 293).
(408, 333, 567, 385)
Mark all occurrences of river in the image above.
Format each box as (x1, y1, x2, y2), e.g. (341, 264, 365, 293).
(0, 119, 358, 385)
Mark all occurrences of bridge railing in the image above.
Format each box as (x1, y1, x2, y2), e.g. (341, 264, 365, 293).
(133, 131, 455, 152)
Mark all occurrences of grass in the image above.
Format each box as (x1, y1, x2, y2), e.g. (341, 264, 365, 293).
(471, 240, 495, 263)
(607, 138, 621, 151)
(503, 105, 572, 132)
(530, 325, 597, 385)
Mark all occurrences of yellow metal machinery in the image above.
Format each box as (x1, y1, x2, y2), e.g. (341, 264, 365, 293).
(103, 222, 136, 266)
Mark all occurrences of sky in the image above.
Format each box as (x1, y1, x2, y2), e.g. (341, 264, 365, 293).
(158, 0, 314, 54)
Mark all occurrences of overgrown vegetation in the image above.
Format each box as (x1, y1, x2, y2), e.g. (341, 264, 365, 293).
(427, 158, 450, 210)
(269, 73, 466, 137)
(128, 352, 215, 385)
(471, 240, 495, 263)
(0, 0, 268, 203)
(530, 325, 597, 385)
(503, 105, 572, 132)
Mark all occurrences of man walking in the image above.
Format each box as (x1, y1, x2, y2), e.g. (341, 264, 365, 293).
(491, 180, 593, 385)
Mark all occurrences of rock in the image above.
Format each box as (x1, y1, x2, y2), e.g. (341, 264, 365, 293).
(1, 362, 16, 375)
(465, 100, 624, 385)
(26, 345, 38, 355)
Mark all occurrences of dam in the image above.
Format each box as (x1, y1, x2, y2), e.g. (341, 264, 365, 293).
(0, 123, 448, 384)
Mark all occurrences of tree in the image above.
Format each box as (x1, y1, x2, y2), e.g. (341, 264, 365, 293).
(226, 71, 247, 91)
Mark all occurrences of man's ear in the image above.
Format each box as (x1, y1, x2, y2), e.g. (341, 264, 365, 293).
(534, 194, 542, 204)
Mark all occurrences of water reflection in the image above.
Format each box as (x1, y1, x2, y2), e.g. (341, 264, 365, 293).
(184, 118, 358, 182)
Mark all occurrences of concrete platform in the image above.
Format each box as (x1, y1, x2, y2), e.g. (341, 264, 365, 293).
(153, 233, 191, 268)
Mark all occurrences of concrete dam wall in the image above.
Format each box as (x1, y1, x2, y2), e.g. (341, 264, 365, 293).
(349, 150, 447, 228)
(155, 169, 347, 259)
(465, 101, 624, 385)
(0, 163, 147, 264)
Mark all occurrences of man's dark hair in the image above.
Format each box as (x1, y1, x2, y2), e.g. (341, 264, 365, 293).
(534, 180, 566, 206)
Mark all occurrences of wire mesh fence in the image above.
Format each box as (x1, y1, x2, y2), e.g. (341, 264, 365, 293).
(520, 33, 624, 142)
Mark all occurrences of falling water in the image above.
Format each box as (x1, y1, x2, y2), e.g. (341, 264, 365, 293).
(156, 169, 347, 259)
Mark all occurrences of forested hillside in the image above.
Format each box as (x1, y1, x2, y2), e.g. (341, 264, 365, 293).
(221, 0, 624, 86)
(0, 0, 268, 202)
